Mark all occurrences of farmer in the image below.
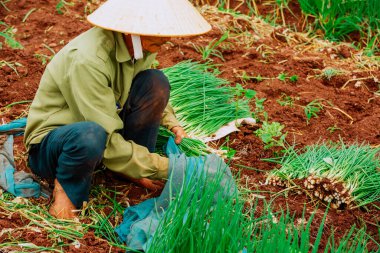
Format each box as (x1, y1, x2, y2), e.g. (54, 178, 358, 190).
(24, 0, 211, 219)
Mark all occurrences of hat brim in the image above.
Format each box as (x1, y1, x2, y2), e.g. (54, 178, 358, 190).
(87, 0, 212, 37)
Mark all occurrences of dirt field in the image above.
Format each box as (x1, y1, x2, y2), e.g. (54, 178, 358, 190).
(1, 0, 379, 252)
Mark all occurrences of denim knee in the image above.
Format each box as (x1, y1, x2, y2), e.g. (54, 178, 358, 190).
(136, 69, 170, 98)
(68, 122, 107, 160)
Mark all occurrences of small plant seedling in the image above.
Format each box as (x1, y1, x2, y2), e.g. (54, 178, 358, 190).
(304, 99, 324, 124)
(277, 72, 287, 82)
(221, 146, 236, 160)
(327, 125, 341, 133)
(237, 71, 270, 83)
(277, 73, 299, 83)
(255, 97, 266, 114)
(220, 136, 236, 161)
(255, 121, 287, 149)
(277, 93, 299, 107)
(56, 0, 74, 15)
(289, 75, 298, 83)
(193, 31, 229, 61)
(0, 21, 23, 49)
(34, 53, 52, 65)
(234, 83, 256, 99)
(321, 68, 341, 80)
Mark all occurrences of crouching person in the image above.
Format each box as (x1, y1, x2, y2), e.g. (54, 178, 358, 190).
(24, 0, 211, 219)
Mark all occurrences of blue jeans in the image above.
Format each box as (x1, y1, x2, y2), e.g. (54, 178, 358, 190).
(28, 69, 170, 208)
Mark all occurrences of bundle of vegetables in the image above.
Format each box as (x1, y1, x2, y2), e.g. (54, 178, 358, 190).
(146, 163, 372, 252)
(266, 142, 380, 209)
(156, 126, 210, 157)
(162, 61, 252, 139)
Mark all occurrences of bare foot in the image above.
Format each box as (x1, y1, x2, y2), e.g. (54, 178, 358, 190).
(49, 179, 77, 219)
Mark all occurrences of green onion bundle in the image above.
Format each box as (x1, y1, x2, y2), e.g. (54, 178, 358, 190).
(162, 61, 251, 139)
(266, 142, 380, 208)
(146, 163, 372, 252)
(156, 127, 210, 157)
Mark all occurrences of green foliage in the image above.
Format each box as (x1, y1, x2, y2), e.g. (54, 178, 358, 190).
(267, 141, 380, 208)
(277, 72, 287, 82)
(0, 21, 23, 49)
(321, 68, 342, 80)
(297, 0, 380, 53)
(304, 99, 324, 124)
(220, 137, 236, 160)
(56, 0, 74, 15)
(193, 31, 229, 61)
(277, 72, 299, 83)
(34, 53, 51, 65)
(146, 160, 374, 252)
(162, 61, 252, 138)
(289, 75, 299, 83)
(277, 93, 299, 107)
(327, 125, 342, 134)
(234, 83, 256, 99)
(156, 127, 209, 157)
(255, 121, 287, 149)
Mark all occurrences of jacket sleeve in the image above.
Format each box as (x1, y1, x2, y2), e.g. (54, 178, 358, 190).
(61, 54, 168, 179)
(161, 103, 181, 130)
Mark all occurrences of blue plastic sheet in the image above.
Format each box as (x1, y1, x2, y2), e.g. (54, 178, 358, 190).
(0, 118, 27, 135)
(0, 135, 40, 197)
(115, 137, 236, 251)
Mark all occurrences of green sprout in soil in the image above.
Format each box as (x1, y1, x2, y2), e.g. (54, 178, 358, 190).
(277, 72, 299, 83)
(192, 31, 229, 61)
(220, 137, 236, 161)
(321, 68, 343, 80)
(278, 72, 287, 82)
(236, 71, 271, 84)
(56, 0, 74, 15)
(277, 93, 300, 107)
(255, 121, 287, 149)
(34, 44, 56, 65)
(34, 53, 52, 65)
(304, 99, 324, 124)
(0, 21, 23, 49)
(266, 141, 380, 209)
(327, 125, 342, 134)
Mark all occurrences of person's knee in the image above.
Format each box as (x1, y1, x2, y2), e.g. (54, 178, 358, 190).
(69, 122, 107, 159)
(138, 69, 170, 98)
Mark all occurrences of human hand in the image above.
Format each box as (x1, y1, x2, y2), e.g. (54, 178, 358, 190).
(171, 126, 188, 144)
(128, 177, 165, 191)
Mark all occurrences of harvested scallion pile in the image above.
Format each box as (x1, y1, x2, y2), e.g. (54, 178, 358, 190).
(156, 126, 209, 157)
(265, 142, 380, 209)
(161, 61, 252, 139)
(146, 163, 373, 252)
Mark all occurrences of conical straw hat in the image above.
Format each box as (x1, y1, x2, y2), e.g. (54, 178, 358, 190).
(87, 0, 211, 37)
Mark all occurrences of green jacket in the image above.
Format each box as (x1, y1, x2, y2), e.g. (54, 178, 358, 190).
(24, 27, 180, 180)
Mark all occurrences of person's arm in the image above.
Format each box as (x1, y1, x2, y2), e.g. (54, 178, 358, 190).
(61, 53, 168, 180)
(161, 102, 188, 144)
